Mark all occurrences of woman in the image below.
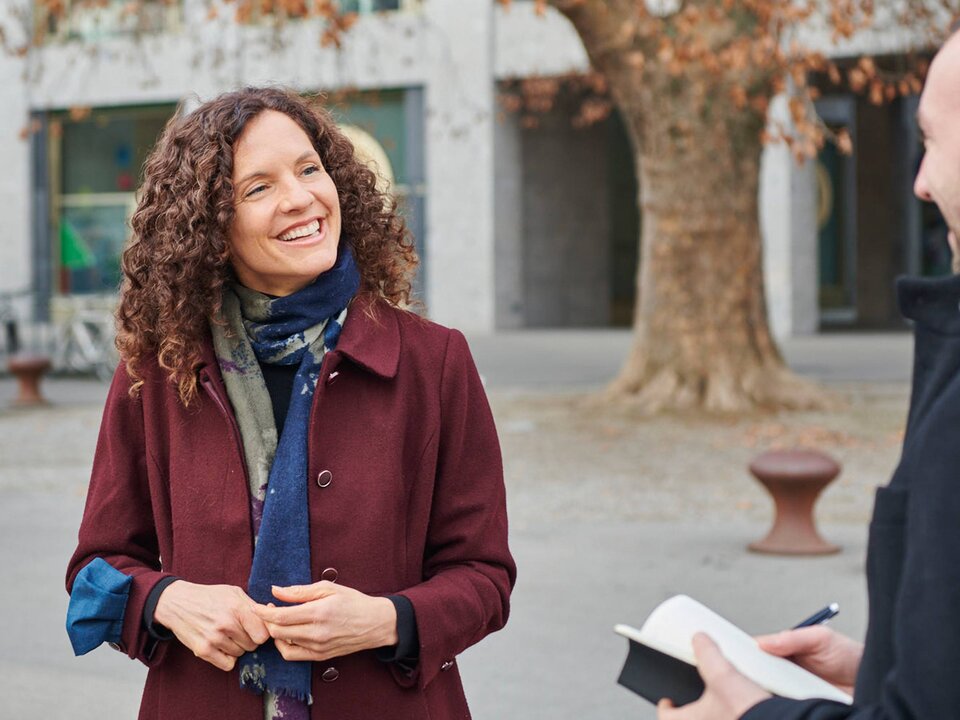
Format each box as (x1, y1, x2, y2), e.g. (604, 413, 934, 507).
(65, 87, 516, 720)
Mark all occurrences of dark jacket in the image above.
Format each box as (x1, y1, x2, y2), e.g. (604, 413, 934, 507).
(66, 296, 516, 720)
(743, 274, 960, 719)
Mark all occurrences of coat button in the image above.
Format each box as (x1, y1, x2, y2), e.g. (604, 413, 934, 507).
(440, 660, 454, 671)
(321, 567, 338, 582)
(316, 470, 333, 488)
(321, 667, 339, 682)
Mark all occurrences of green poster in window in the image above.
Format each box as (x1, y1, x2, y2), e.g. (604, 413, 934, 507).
(60, 219, 96, 269)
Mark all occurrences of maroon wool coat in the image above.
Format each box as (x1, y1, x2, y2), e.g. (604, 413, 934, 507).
(66, 296, 516, 720)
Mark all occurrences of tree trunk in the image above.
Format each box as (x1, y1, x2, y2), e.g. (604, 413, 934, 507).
(553, 0, 830, 413)
(612, 102, 825, 412)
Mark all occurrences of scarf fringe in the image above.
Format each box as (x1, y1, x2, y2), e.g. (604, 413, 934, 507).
(240, 664, 314, 705)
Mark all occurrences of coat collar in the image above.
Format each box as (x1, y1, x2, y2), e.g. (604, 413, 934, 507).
(198, 292, 400, 379)
(334, 294, 400, 379)
(897, 273, 960, 336)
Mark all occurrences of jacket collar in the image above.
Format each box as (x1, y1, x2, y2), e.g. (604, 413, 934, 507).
(198, 292, 400, 379)
(897, 273, 960, 336)
(334, 294, 400, 379)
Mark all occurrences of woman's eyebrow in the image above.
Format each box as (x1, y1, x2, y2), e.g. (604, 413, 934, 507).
(236, 151, 320, 186)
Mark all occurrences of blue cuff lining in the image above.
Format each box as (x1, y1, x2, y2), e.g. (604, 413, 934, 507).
(66, 558, 132, 656)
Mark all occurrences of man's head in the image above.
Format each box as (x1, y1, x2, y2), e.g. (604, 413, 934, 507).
(915, 30, 960, 260)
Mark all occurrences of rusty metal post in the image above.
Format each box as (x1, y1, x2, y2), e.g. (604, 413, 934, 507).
(8, 355, 52, 407)
(748, 449, 841, 555)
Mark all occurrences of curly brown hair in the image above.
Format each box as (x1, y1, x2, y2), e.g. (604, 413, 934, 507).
(117, 87, 418, 405)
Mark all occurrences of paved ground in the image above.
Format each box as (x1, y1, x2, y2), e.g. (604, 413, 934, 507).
(0, 331, 912, 719)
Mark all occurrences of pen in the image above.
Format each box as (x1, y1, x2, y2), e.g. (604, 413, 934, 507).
(792, 602, 840, 629)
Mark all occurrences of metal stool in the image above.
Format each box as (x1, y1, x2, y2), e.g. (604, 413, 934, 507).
(748, 449, 840, 555)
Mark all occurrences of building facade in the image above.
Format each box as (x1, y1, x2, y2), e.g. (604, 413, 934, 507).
(0, 0, 941, 337)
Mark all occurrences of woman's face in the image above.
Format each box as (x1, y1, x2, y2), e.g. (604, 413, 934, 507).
(228, 110, 342, 296)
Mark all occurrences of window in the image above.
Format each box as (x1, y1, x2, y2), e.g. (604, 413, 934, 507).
(49, 105, 176, 295)
(330, 88, 427, 300)
(35, 0, 181, 43)
(338, 0, 417, 12)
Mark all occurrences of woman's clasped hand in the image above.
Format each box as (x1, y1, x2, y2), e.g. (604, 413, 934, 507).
(154, 580, 398, 671)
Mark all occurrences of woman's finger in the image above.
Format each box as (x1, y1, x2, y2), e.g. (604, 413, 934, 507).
(192, 638, 240, 671)
(271, 581, 338, 604)
(254, 601, 321, 627)
(236, 606, 271, 647)
(213, 633, 249, 658)
(275, 638, 326, 662)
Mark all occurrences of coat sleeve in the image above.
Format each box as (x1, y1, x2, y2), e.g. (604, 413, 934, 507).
(396, 329, 517, 689)
(742, 412, 960, 719)
(65, 364, 176, 666)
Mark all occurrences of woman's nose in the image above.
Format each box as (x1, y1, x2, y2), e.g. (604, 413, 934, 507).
(278, 179, 313, 213)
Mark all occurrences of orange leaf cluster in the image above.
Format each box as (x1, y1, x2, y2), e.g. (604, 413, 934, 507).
(594, 0, 954, 160)
(498, 70, 611, 130)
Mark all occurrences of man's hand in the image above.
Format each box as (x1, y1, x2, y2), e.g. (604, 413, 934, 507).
(755, 626, 862, 695)
(253, 581, 398, 662)
(153, 580, 270, 671)
(657, 633, 772, 720)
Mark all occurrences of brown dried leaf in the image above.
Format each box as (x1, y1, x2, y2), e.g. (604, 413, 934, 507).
(730, 85, 748, 109)
(835, 128, 853, 155)
(858, 56, 876, 77)
(68, 106, 92, 121)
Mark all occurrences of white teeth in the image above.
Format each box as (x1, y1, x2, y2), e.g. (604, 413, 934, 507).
(278, 219, 321, 242)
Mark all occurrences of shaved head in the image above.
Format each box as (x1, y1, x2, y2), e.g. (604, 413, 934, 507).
(927, 29, 960, 105)
(914, 30, 960, 264)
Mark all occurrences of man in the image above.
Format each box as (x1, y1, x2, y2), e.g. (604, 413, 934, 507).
(659, 28, 960, 720)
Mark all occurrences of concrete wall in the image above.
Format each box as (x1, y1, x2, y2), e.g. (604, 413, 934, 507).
(494, 109, 525, 329)
(0, 34, 32, 321)
(760, 94, 819, 339)
(421, 0, 496, 330)
(493, 3, 588, 79)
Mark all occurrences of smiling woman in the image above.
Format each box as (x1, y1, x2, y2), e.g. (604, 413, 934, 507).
(229, 111, 343, 296)
(64, 88, 516, 720)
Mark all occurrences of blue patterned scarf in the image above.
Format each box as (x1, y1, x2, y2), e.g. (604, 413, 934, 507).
(211, 248, 360, 707)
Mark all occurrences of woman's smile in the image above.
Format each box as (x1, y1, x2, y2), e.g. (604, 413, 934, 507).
(229, 110, 342, 296)
(277, 217, 324, 243)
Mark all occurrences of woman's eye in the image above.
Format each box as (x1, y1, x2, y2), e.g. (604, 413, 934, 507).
(245, 185, 266, 198)
(303, 165, 321, 176)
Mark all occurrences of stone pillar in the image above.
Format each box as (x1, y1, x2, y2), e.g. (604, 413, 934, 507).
(759, 94, 819, 339)
(493, 108, 524, 329)
(0, 50, 32, 313)
(423, 0, 496, 331)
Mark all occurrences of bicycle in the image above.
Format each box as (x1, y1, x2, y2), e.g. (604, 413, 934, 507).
(51, 308, 119, 382)
(0, 289, 31, 365)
